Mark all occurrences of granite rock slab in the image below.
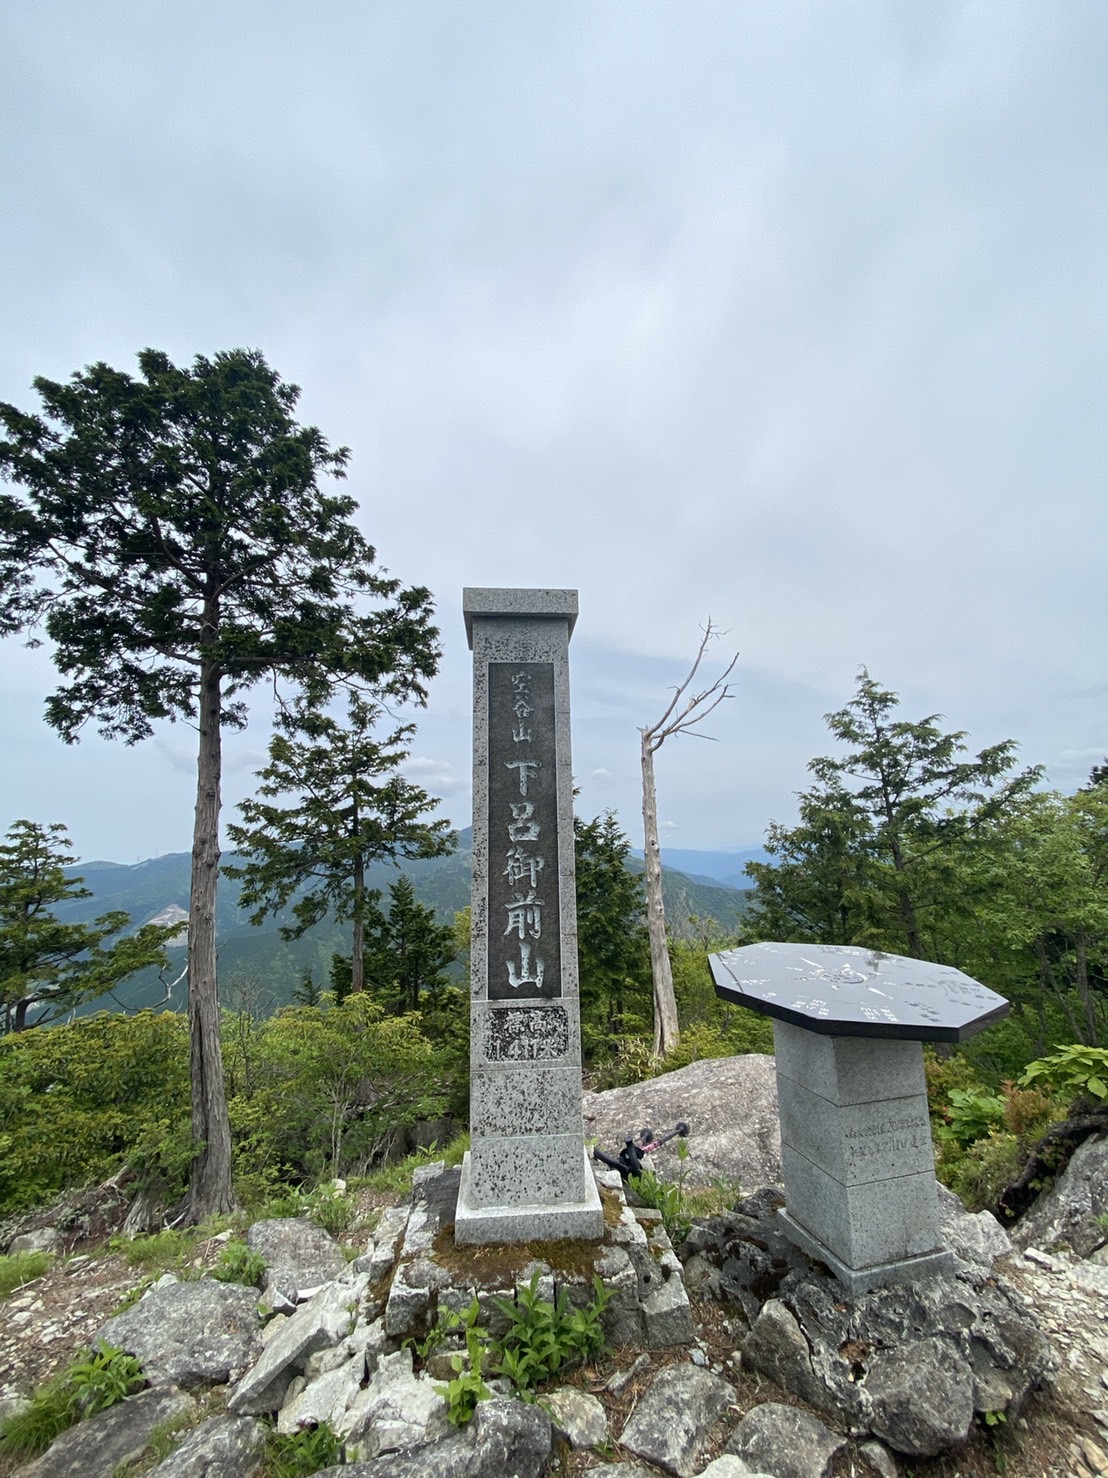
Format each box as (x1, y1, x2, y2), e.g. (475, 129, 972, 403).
(246, 1218, 346, 1302)
(619, 1362, 736, 1477)
(99, 1280, 263, 1387)
(16, 1386, 195, 1478)
(725, 1401, 847, 1478)
(146, 1414, 267, 1477)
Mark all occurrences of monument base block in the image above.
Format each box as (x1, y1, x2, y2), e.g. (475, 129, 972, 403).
(777, 1208, 954, 1295)
(453, 1149, 604, 1246)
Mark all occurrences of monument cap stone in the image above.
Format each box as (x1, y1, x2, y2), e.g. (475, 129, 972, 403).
(709, 941, 1008, 1043)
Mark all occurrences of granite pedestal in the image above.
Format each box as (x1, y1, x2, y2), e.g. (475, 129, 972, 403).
(455, 587, 603, 1245)
(709, 942, 1009, 1293)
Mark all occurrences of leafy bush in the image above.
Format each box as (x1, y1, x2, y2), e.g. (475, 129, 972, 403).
(0, 1249, 51, 1299)
(0, 1341, 144, 1461)
(436, 1325, 492, 1426)
(211, 1241, 267, 1288)
(226, 997, 447, 1183)
(66, 1340, 145, 1417)
(0, 1011, 190, 1213)
(493, 1271, 611, 1393)
(935, 1088, 1006, 1148)
(263, 1420, 344, 1477)
(1020, 1045, 1108, 1106)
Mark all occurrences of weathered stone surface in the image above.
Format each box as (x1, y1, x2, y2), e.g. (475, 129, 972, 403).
(865, 1336, 975, 1457)
(146, 1414, 267, 1476)
(16, 1386, 195, 1478)
(357, 1205, 410, 1280)
(620, 1362, 736, 1477)
(320, 1394, 552, 1478)
(583, 1055, 781, 1193)
(641, 1264, 695, 1347)
(8, 1227, 58, 1256)
(277, 1350, 365, 1435)
(228, 1282, 355, 1414)
(99, 1280, 262, 1387)
(726, 1402, 846, 1478)
(696, 1192, 1052, 1453)
(335, 1346, 449, 1453)
(245, 1218, 346, 1302)
(1011, 1134, 1108, 1258)
(701, 1459, 775, 1478)
(858, 1439, 899, 1477)
(935, 1183, 1012, 1268)
(544, 1385, 608, 1448)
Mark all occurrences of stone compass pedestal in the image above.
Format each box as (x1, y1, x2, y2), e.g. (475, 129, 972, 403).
(709, 942, 1009, 1293)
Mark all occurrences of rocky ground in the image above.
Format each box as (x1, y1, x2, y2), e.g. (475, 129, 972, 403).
(1, 1193, 1107, 1478)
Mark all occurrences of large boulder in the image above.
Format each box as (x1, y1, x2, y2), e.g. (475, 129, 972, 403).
(146, 1414, 267, 1476)
(98, 1281, 263, 1388)
(725, 1402, 846, 1478)
(15, 1386, 195, 1478)
(1010, 1133, 1108, 1258)
(583, 1055, 781, 1193)
(318, 1396, 552, 1478)
(246, 1218, 347, 1303)
(619, 1362, 736, 1477)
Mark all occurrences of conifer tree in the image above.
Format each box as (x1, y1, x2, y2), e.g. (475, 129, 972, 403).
(0, 348, 439, 1218)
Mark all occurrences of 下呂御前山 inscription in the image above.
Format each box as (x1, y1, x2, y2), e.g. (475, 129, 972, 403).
(487, 662, 561, 1001)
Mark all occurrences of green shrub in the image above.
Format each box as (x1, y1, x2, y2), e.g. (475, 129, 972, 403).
(211, 1241, 267, 1288)
(1020, 1045, 1108, 1106)
(0, 1011, 190, 1214)
(66, 1340, 145, 1417)
(435, 1325, 491, 1427)
(493, 1270, 611, 1393)
(110, 1228, 197, 1275)
(0, 1249, 51, 1299)
(0, 1341, 144, 1461)
(263, 1420, 343, 1477)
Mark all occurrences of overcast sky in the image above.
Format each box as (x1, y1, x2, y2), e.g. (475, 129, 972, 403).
(2, 2, 1106, 864)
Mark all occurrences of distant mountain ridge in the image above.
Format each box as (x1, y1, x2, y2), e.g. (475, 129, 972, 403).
(630, 846, 768, 892)
(59, 834, 752, 1015)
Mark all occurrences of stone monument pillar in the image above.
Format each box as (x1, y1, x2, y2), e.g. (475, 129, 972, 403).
(454, 588, 604, 1245)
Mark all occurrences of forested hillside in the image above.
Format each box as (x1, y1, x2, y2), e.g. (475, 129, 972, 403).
(51, 830, 750, 1015)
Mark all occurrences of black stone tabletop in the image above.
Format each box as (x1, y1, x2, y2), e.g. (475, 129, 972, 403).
(708, 941, 1009, 1042)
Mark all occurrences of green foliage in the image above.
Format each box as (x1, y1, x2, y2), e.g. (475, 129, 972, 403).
(631, 1135, 694, 1242)
(66, 1341, 145, 1417)
(493, 1270, 611, 1393)
(226, 995, 447, 1182)
(575, 811, 651, 1058)
(225, 690, 453, 999)
(1020, 1045, 1108, 1105)
(0, 1374, 74, 1459)
(0, 820, 173, 1034)
(110, 1228, 199, 1275)
(262, 1420, 344, 1477)
(743, 669, 1041, 960)
(363, 875, 457, 1014)
(0, 1249, 51, 1298)
(435, 1325, 492, 1427)
(0, 1342, 144, 1461)
(936, 1088, 1007, 1147)
(211, 1241, 267, 1288)
(0, 1009, 190, 1213)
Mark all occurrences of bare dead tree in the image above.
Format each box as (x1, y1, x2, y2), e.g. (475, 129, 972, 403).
(641, 621, 739, 1056)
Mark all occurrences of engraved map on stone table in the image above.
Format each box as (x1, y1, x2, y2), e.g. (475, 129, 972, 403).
(708, 942, 1009, 1042)
(487, 663, 561, 1000)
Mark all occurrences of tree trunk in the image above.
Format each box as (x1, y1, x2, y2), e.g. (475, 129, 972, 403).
(641, 732, 680, 1057)
(1075, 931, 1100, 1046)
(351, 849, 365, 994)
(185, 653, 237, 1221)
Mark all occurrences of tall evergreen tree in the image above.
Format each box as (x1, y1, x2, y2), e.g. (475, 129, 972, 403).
(0, 348, 439, 1218)
(0, 820, 173, 1034)
(745, 670, 1041, 958)
(362, 875, 456, 1014)
(226, 691, 452, 994)
(574, 810, 650, 1049)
